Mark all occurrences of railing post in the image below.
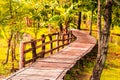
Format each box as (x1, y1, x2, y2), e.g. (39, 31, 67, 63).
(71, 31, 75, 41)
(19, 41, 25, 69)
(56, 32, 59, 52)
(41, 34, 45, 58)
(62, 34, 65, 48)
(31, 40, 37, 62)
(67, 32, 69, 44)
(69, 31, 72, 43)
(49, 34, 53, 54)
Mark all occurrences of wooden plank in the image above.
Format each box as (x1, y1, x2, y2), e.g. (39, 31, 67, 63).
(41, 34, 45, 58)
(36, 57, 76, 64)
(5, 29, 96, 80)
(50, 53, 80, 60)
(19, 41, 25, 69)
(8, 68, 64, 80)
(56, 32, 60, 52)
(30, 61, 73, 70)
(49, 34, 53, 54)
(31, 40, 37, 62)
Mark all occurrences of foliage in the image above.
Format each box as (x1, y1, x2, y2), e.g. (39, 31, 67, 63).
(0, 0, 120, 79)
(112, 0, 120, 27)
(101, 43, 120, 80)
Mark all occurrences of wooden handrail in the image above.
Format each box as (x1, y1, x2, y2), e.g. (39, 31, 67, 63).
(19, 30, 76, 69)
(5, 29, 97, 80)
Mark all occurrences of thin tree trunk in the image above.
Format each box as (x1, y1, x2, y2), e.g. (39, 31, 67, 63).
(65, 18, 71, 33)
(89, 10, 93, 35)
(11, 43, 15, 72)
(13, 34, 18, 61)
(77, 12, 81, 30)
(90, 0, 112, 80)
(4, 32, 13, 64)
(3, 0, 13, 64)
(58, 20, 63, 33)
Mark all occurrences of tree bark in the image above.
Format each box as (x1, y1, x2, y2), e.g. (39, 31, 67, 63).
(90, 0, 112, 80)
(77, 12, 81, 30)
(65, 18, 71, 33)
(4, 32, 13, 64)
(58, 20, 63, 33)
(89, 10, 93, 35)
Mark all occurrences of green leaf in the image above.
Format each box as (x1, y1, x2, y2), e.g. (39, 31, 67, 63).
(49, 15, 61, 23)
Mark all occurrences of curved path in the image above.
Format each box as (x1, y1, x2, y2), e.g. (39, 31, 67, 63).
(5, 29, 96, 80)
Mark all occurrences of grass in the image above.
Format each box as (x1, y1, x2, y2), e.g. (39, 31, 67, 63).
(101, 66, 120, 80)
(64, 42, 120, 80)
(0, 27, 64, 79)
(64, 52, 96, 80)
(111, 26, 120, 34)
(64, 26, 120, 80)
(0, 26, 120, 80)
(0, 39, 11, 77)
(101, 43, 120, 80)
(0, 27, 55, 78)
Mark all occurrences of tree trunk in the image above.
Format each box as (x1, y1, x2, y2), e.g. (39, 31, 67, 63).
(58, 20, 63, 33)
(90, 0, 112, 80)
(4, 32, 13, 64)
(89, 10, 93, 35)
(65, 18, 71, 33)
(3, 0, 13, 64)
(11, 43, 15, 72)
(77, 12, 81, 30)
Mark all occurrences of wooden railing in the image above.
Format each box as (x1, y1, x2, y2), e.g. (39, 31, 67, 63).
(19, 30, 76, 69)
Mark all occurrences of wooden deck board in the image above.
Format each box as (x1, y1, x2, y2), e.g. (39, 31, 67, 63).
(30, 61, 73, 69)
(10, 69, 64, 80)
(36, 57, 76, 64)
(5, 29, 96, 80)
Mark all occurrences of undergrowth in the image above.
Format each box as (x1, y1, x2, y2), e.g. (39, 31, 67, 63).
(0, 28, 51, 78)
(64, 26, 120, 80)
(64, 52, 96, 80)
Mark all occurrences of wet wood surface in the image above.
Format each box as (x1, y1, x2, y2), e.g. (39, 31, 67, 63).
(5, 29, 96, 80)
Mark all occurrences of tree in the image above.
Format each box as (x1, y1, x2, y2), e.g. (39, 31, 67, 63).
(112, 0, 120, 28)
(77, 10, 81, 30)
(88, 0, 97, 35)
(90, 0, 113, 80)
(0, 0, 26, 72)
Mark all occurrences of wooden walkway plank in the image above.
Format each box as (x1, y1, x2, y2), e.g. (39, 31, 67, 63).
(36, 57, 76, 64)
(10, 69, 64, 80)
(4, 29, 96, 80)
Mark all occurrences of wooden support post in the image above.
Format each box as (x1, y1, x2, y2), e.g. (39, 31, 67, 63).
(19, 41, 25, 69)
(31, 40, 37, 62)
(62, 34, 65, 48)
(41, 34, 45, 58)
(67, 33, 69, 44)
(56, 32, 59, 52)
(69, 31, 72, 43)
(71, 31, 75, 41)
(49, 34, 53, 54)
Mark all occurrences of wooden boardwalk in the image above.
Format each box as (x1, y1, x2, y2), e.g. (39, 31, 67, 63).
(5, 29, 96, 80)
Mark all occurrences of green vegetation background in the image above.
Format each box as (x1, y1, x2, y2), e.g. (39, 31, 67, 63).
(0, 0, 120, 80)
